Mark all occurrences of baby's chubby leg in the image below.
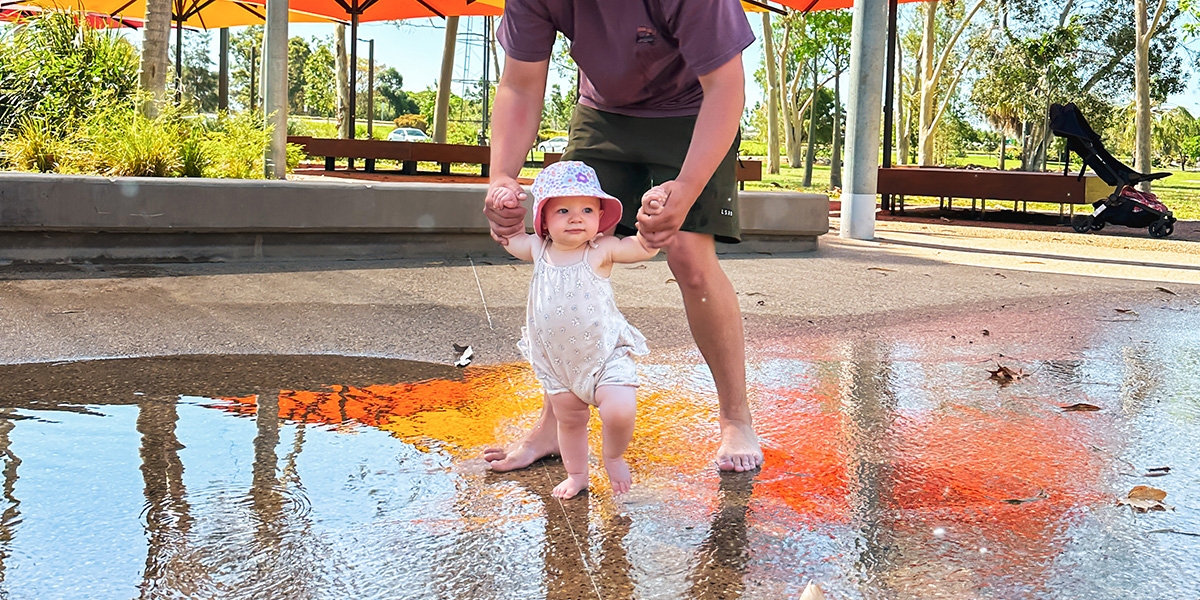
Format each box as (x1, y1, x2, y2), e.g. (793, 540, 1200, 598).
(594, 385, 637, 495)
(548, 391, 591, 499)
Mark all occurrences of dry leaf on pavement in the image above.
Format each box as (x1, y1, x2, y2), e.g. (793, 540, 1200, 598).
(988, 365, 1025, 384)
(1117, 485, 1174, 512)
(1060, 403, 1101, 412)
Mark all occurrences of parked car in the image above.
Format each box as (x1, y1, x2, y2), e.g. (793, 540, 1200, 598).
(537, 136, 568, 153)
(387, 127, 431, 142)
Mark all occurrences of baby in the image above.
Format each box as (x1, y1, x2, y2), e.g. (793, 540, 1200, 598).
(499, 160, 664, 499)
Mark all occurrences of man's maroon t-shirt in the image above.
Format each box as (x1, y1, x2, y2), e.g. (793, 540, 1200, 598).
(497, 0, 755, 118)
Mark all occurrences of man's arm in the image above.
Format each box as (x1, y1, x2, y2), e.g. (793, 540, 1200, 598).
(636, 55, 745, 248)
(485, 56, 551, 244)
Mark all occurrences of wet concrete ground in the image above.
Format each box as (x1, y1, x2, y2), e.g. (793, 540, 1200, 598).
(1, 225, 1199, 599)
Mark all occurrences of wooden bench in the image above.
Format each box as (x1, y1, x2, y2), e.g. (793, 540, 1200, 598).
(542, 152, 763, 188)
(877, 166, 1110, 218)
(288, 136, 490, 177)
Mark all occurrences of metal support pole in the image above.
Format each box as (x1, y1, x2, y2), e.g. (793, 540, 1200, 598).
(262, 0, 289, 179)
(249, 46, 257, 112)
(348, 12, 359, 169)
(480, 16, 492, 145)
(366, 38, 374, 139)
(880, 0, 898, 212)
(840, 0, 888, 240)
(218, 28, 229, 111)
(174, 18, 183, 103)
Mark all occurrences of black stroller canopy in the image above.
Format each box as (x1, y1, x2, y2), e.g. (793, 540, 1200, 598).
(1049, 102, 1170, 188)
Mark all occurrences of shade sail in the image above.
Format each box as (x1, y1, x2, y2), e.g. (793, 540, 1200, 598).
(774, 0, 931, 11)
(0, 4, 145, 27)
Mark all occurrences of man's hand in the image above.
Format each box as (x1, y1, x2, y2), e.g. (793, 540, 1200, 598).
(636, 179, 700, 249)
(485, 176, 529, 245)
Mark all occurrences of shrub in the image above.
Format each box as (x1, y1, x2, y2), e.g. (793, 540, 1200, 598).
(202, 110, 271, 179)
(0, 11, 138, 135)
(5, 117, 63, 172)
(393, 114, 427, 131)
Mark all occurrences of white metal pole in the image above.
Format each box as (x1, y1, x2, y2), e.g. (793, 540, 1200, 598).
(841, 0, 888, 240)
(263, 0, 289, 179)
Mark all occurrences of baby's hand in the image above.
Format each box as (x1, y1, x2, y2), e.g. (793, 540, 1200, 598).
(642, 186, 667, 216)
(490, 185, 522, 210)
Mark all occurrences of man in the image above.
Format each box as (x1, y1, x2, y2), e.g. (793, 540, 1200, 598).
(482, 0, 763, 472)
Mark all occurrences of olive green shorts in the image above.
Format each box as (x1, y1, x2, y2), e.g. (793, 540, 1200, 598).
(561, 105, 741, 244)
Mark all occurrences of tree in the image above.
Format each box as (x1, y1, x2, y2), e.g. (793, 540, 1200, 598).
(304, 42, 336, 117)
(287, 36, 312, 114)
(542, 84, 574, 131)
(377, 67, 420, 119)
(230, 26, 263, 111)
(170, 31, 218, 113)
(1134, 0, 1168, 187)
(139, 0, 172, 116)
(916, 0, 988, 165)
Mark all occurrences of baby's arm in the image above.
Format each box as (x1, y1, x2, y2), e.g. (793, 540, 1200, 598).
(606, 186, 665, 264)
(502, 231, 536, 261)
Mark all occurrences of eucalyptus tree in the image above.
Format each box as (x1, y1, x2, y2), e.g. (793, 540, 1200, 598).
(915, 0, 989, 166)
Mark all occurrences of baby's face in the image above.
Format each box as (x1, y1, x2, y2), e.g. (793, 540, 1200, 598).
(543, 195, 603, 246)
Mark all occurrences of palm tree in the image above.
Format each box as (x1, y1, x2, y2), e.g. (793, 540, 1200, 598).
(139, 0, 172, 116)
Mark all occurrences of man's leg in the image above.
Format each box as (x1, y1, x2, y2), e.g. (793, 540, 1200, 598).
(483, 394, 560, 471)
(665, 231, 763, 472)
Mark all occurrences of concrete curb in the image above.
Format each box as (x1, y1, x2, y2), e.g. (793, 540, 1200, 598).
(0, 173, 828, 262)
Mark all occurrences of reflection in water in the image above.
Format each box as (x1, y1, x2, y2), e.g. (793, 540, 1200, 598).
(0, 299, 1198, 600)
(137, 399, 202, 597)
(0, 410, 19, 585)
(685, 473, 753, 600)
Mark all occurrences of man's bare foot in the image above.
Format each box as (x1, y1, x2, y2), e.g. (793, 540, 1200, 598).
(716, 420, 763, 472)
(603, 456, 632, 495)
(552, 473, 589, 499)
(483, 441, 559, 472)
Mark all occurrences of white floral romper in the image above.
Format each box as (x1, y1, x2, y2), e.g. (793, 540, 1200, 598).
(518, 238, 649, 406)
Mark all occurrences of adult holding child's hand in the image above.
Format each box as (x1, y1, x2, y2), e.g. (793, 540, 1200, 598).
(482, 0, 765, 474)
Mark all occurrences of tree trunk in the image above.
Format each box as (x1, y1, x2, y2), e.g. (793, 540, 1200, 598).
(895, 42, 907, 165)
(434, 17, 460, 144)
(1134, 0, 1160, 190)
(802, 54, 818, 187)
(762, 13, 781, 175)
(139, 0, 172, 117)
(830, 62, 842, 189)
(335, 24, 349, 139)
(999, 136, 1007, 170)
(917, 1, 937, 165)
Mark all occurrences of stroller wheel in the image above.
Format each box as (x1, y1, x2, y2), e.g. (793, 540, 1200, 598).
(1072, 215, 1094, 234)
(1149, 218, 1174, 239)
(1090, 219, 1105, 231)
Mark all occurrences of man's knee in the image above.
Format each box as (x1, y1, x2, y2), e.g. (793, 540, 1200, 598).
(665, 233, 721, 291)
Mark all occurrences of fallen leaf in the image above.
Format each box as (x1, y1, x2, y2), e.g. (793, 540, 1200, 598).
(798, 581, 826, 600)
(665, 278, 677, 284)
(988, 365, 1024, 384)
(624, 264, 647, 269)
(993, 272, 1007, 278)
(982, 329, 990, 336)
(1147, 466, 1172, 473)
(756, 300, 765, 306)
(453, 345, 474, 368)
(1156, 286, 1177, 295)
(1117, 485, 1174, 512)
(1060, 403, 1101, 412)
(868, 267, 896, 273)
(1115, 308, 1138, 315)
(993, 489, 1049, 504)
(745, 291, 767, 296)
(1148, 528, 1200, 537)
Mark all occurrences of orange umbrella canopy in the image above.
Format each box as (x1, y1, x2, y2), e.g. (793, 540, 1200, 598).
(0, 4, 146, 27)
(4, 0, 341, 28)
(241, 0, 503, 23)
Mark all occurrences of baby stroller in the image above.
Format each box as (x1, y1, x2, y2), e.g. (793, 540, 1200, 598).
(1049, 102, 1177, 238)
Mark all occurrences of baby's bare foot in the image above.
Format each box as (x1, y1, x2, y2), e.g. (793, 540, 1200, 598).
(604, 456, 632, 495)
(552, 474, 589, 499)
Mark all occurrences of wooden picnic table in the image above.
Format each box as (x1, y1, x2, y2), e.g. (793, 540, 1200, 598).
(288, 136, 490, 177)
(877, 166, 1111, 218)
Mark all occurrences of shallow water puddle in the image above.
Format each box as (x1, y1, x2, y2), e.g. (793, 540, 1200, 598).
(1, 304, 1199, 599)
